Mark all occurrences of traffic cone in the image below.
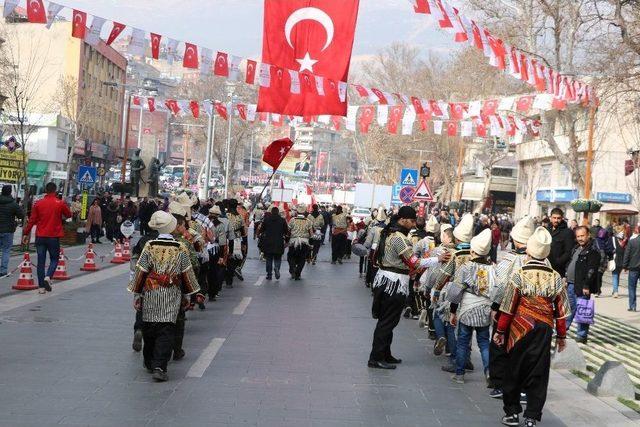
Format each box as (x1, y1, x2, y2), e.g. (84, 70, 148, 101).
(52, 248, 70, 280)
(122, 238, 131, 262)
(110, 242, 126, 264)
(12, 253, 37, 291)
(80, 243, 100, 271)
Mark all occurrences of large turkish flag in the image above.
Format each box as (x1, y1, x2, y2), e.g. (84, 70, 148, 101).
(258, 0, 360, 117)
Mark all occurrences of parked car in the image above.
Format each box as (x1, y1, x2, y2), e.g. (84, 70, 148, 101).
(350, 207, 371, 223)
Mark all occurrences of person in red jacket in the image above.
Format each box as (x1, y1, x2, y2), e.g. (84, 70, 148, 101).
(22, 182, 72, 293)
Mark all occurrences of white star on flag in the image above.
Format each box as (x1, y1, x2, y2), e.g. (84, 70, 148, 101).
(296, 52, 318, 72)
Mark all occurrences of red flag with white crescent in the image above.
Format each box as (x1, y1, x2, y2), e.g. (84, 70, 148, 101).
(165, 100, 180, 116)
(236, 104, 247, 120)
(245, 60, 257, 84)
(147, 97, 156, 113)
(183, 43, 199, 69)
(214, 52, 229, 76)
(107, 22, 126, 45)
(27, 0, 47, 23)
(71, 10, 87, 39)
(214, 102, 228, 120)
(150, 33, 161, 59)
(263, 137, 294, 170)
(189, 101, 200, 119)
(257, 0, 360, 116)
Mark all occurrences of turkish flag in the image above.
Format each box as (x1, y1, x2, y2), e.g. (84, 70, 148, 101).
(370, 88, 388, 105)
(411, 97, 424, 115)
(263, 138, 294, 170)
(450, 103, 467, 120)
(245, 60, 257, 84)
(447, 122, 457, 136)
(236, 104, 247, 120)
(482, 99, 498, 116)
(417, 114, 428, 131)
(413, 0, 430, 13)
(132, 96, 141, 106)
(475, 120, 487, 137)
(183, 43, 199, 69)
(429, 100, 443, 117)
(71, 10, 86, 39)
(107, 22, 126, 45)
(214, 52, 229, 76)
(165, 100, 180, 116)
(27, 0, 46, 23)
(214, 102, 228, 120)
(359, 105, 374, 133)
(257, 0, 360, 116)
(189, 101, 200, 119)
(150, 33, 161, 59)
(516, 95, 534, 113)
(147, 97, 156, 113)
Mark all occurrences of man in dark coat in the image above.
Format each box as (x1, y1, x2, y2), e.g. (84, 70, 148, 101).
(546, 208, 575, 277)
(565, 226, 600, 344)
(0, 185, 24, 275)
(259, 207, 287, 280)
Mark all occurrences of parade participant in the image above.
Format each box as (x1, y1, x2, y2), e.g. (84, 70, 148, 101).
(287, 204, 314, 280)
(404, 217, 428, 319)
(259, 206, 287, 280)
(225, 199, 247, 287)
(368, 206, 451, 370)
(0, 185, 23, 276)
(364, 208, 388, 287)
(206, 205, 228, 301)
(413, 215, 438, 332)
(130, 222, 159, 352)
(128, 210, 200, 382)
(565, 226, 599, 343)
(331, 206, 348, 264)
(489, 216, 537, 399)
(253, 203, 266, 240)
(22, 182, 72, 293)
(494, 227, 570, 427)
(309, 204, 325, 265)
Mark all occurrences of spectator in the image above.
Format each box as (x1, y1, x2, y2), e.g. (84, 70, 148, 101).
(490, 221, 501, 263)
(594, 228, 613, 296)
(623, 229, 640, 311)
(70, 195, 82, 222)
(565, 226, 600, 344)
(22, 182, 72, 294)
(259, 206, 287, 280)
(611, 226, 626, 298)
(546, 208, 575, 277)
(590, 219, 603, 239)
(569, 219, 578, 231)
(0, 185, 24, 276)
(86, 199, 103, 244)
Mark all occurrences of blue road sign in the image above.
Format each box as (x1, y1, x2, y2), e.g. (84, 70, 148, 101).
(392, 183, 402, 204)
(399, 186, 415, 204)
(400, 168, 418, 187)
(77, 165, 97, 186)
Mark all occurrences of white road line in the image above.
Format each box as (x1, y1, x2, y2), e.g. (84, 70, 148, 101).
(254, 275, 265, 287)
(186, 338, 226, 378)
(232, 297, 252, 315)
(0, 264, 130, 314)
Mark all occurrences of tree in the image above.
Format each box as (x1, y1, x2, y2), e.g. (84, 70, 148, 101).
(0, 26, 54, 207)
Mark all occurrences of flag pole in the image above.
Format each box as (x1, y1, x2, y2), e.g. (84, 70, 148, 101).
(257, 169, 277, 202)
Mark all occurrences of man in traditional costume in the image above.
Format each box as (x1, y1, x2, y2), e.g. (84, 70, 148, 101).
(206, 205, 228, 301)
(225, 199, 247, 288)
(363, 208, 388, 287)
(287, 204, 314, 280)
(494, 227, 570, 427)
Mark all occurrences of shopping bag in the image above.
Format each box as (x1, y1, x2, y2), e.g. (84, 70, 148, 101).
(574, 297, 595, 325)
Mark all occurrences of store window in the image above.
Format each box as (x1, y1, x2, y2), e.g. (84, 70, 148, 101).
(540, 163, 552, 187)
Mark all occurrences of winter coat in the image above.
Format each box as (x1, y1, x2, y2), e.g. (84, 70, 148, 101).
(86, 204, 103, 230)
(570, 240, 601, 295)
(259, 213, 287, 255)
(0, 195, 24, 233)
(546, 221, 575, 277)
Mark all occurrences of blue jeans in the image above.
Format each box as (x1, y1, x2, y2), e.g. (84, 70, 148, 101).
(612, 271, 620, 294)
(455, 322, 490, 376)
(35, 237, 60, 288)
(0, 232, 13, 275)
(433, 315, 457, 363)
(629, 270, 639, 311)
(565, 282, 590, 338)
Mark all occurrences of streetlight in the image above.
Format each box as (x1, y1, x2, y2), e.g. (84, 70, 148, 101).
(224, 82, 236, 198)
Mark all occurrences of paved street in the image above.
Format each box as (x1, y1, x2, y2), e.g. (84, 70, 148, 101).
(0, 244, 636, 426)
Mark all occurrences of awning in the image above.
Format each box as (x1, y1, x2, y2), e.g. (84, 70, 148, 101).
(461, 181, 485, 201)
(26, 160, 48, 178)
(600, 203, 639, 215)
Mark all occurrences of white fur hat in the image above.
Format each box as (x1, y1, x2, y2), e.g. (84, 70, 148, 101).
(426, 215, 438, 233)
(209, 205, 222, 216)
(148, 211, 177, 235)
(168, 201, 188, 217)
(453, 213, 474, 242)
(511, 216, 536, 244)
(295, 203, 307, 213)
(376, 208, 387, 222)
(440, 223, 453, 241)
(471, 228, 492, 256)
(527, 226, 552, 260)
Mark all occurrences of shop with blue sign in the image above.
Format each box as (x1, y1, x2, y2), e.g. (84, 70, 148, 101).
(536, 189, 579, 203)
(596, 192, 632, 204)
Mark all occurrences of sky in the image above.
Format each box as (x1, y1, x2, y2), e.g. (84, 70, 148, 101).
(47, 0, 458, 62)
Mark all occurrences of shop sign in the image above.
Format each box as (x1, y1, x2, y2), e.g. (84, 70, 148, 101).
(596, 192, 632, 204)
(0, 149, 26, 183)
(536, 189, 579, 203)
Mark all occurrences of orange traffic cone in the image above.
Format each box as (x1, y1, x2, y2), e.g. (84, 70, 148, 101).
(111, 242, 126, 264)
(122, 238, 131, 262)
(80, 243, 100, 271)
(12, 253, 37, 290)
(52, 248, 70, 280)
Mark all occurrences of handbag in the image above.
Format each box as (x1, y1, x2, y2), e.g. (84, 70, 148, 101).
(574, 297, 595, 325)
(607, 259, 616, 272)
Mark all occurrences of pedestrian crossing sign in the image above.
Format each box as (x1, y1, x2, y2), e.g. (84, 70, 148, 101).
(400, 168, 418, 187)
(412, 179, 434, 202)
(77, 165, 97, 185)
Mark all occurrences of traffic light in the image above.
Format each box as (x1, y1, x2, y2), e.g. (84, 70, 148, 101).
(420, 163, 430, 178)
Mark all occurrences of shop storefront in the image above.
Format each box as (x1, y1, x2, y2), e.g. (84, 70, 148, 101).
(596, 192, 638, 225)
(536, 188, 580, 218)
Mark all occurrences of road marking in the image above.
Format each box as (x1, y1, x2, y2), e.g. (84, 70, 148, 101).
(0, 264, 130, 314)
(233, 297, 252, 315)
(254, 275, 265, 287)
(186, 338, 226, 378)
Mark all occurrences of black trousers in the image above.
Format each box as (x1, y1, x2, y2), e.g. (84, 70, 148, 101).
(198, 261, 209, 296)
(173, 310, 185, 353)
(207, 253, 225, 297)
(311, 239, 322, 261)
(365, 256, 377, 286)
(331, 233, 347, 262)
(359, 256, 366, 274)
(142, 322, 176, 372)
(134, 309, 143, 331)
(503, 323, 553, 421)
(489, 315, 509, 389)
(287, 244, 308, 278)
(225, 257, 240, 287)
(90, 224, 101, 242)
(369, 288, 405, 362)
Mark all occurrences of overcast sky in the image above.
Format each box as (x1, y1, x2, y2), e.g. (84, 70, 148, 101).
(51, 0, 458, 61)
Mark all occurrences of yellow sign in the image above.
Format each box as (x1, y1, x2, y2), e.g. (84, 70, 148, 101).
(80, 190, 89, 221)
(0, 150, 25, 183)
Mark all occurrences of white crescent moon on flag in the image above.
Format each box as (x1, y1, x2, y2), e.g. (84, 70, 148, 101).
(30, 0, 40, 11)
(186, 46, 195, 58)
(285, 7, 334, 51)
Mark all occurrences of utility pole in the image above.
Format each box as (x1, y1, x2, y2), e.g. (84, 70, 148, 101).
(203, 111, 216, 198)
(454, 137, 466, 202)
(224, 82, 236, 198)
(582, 105, 597, 225)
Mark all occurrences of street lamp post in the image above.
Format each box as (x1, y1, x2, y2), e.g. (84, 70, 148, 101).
(224, 82, 236, 198)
